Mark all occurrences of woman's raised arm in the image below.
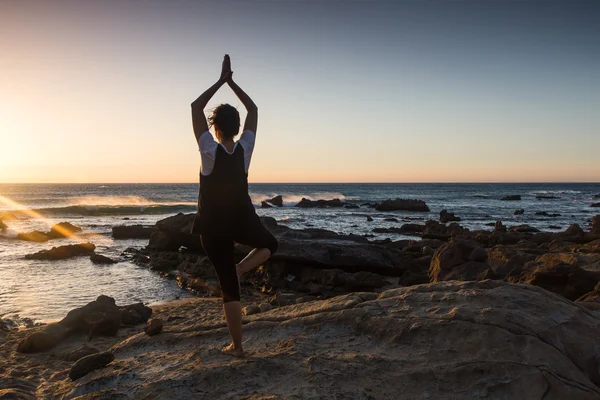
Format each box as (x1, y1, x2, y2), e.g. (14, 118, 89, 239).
(227, 77, 258, 134)
(191, 55, 232, 141)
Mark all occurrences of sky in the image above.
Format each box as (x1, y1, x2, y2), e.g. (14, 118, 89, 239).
(1, 0, 599, 183)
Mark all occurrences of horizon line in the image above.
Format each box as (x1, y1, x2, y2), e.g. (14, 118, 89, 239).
(1, 181, 600, 185)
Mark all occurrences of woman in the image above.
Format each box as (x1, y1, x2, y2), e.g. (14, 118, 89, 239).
(190, 55, 278, 357)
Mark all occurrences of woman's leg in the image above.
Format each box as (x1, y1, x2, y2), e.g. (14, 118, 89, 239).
(235, 218, 279, 277)
(200, 235, 245, 357)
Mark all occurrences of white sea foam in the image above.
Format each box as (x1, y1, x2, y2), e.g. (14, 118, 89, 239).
(249, 192, 348, 206)
(68, 196, 196, 207)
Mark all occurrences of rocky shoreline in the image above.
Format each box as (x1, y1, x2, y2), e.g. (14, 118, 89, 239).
(1, 207, 600, 398)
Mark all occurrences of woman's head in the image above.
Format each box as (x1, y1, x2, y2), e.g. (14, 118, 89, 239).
(208, 103, 240, 142)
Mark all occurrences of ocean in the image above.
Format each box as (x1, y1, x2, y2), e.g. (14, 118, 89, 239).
(1, 182, 599, 323)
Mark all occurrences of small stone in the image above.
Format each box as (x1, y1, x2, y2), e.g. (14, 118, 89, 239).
(258, 303, 272, 312)
(63, 346, 99, 362)
(242, 305, 261, 316)
(144, 319, 164, 336)
(69, 351, 114, 380)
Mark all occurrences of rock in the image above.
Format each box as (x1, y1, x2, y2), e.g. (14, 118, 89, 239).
(147, 213, 200, 252)
(535, 211, 561, 217)
(0, 218, 7, 231)
(577, 282, 600, 303)
(273, 293, 296, 306)
(258, 302, 272, 312)
(510, 263, 600, 301)
(493, 220, 507, 233)
(501, 195, 521, 201)
(17, 331, 61, 353)
(144, 319, 164, 336)
(536, 195, 561, 199)
(439, 209, 460, 223)
(90, 254, 117, 264)
(514, 209, 525, 215)
(594, 194, 600, 200)
(564, 224, 584, 237)
(592, 203, 600, 208)
(45, 281, 600, 399)
(25, 242, 96, 260)
(422, 220, 465, 240)
(344, 204, 359, 209)
(593, 215, 600, 234)
(17, 231, 49, 242)
(429, 240, 493, 282)
(486, 245, 538, 279)
(119, 303, 152, 324)
(510, 225, 539, 233)
(469, 247, 488, 262)
(549, 225, 561, 230)
(242, 305, 261, 316)
(112, 225, 157, 239)
(46, 222, 82, 239)
(383, 217, 399, 222)
(63, 346, 99, 362)
(373, 223, 424, 235)
(267, 195, 283, 207)
(375, 198, 429, 212)
(69, 351, 114, 381)
(260, 201, 274, 208)
(366, 216, 373, 222)
(295, 198, 344, 208)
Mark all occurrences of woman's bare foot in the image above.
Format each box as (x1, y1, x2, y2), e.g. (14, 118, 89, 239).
(221, 343, 245, 357)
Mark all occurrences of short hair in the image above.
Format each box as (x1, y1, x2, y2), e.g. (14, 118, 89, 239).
(208, 103, 240, 140)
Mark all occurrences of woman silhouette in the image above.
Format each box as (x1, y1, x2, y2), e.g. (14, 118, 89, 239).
(190, 55, 278, 357)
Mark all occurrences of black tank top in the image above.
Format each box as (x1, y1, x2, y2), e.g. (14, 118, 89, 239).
(196, 144, 255, 236)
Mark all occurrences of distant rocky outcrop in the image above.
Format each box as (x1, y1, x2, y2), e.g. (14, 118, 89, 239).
(514, 209, 525, 215)
(375, 198, 430, 212)
(536, 195, 561, 199)
(0, 218, 7, 231)
(295, 198, 344, 208)
(112, 225, 157, 239)
(47, 222, 83, 239)
(501, 195, 521, 201)
(17, 231, 49, 242)
(592, 203, 600, 208)
(267, 195, 283, 207)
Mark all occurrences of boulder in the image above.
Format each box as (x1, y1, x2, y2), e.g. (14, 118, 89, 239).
(344, 204, 359, 209)
(510, 225, 539, 233)
(493, 220, 507, 233)
(422, 220, 466, 240)
(577, 282, 600, 303)
(112, 225, 157, 239)
(260, 201, 274, 208)
(90, 254, 117, 264)
(439, 209, 460, 223)
(514, 209, 525, 215)
(564, 224, 585, 237)
(25, 242, 96, 260)
(17, 331, 61, 353)
(593, 215, 600, 234)
(267, 195, 283, 207)
(118, 303, 152, 324)
(592, 203, 600, 208)
(17, 231, 49, 242)
(47, 222, 82, 239)
(372, 224, 424, 235)
(147, 214, 201, 252)
(258, 302, 272, 312)
(295, 198, 344, 208)
(69, 351, 114, 381)
(144, 319, 164, 336)
(242, 305, 261, 316)
(375, 198, 429, 212)
(536, 195, 561, 199)
(501, 195, 521, 201)
(429, 239, 493, 282)
(486, 245, 538, 279)
(510, 263, 600, 301)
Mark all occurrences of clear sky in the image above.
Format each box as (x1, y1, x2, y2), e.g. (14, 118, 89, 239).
(1, 0, 599, 183)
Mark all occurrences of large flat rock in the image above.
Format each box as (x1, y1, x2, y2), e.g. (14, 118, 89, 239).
(32, 281, 600, 399)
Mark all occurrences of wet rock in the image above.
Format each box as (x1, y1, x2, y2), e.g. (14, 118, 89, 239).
(148, 213, 201, 252)
(344, 204, 359, 209)
(592, 203, 600, 208)
(564, 224, 584, 237)
(535, 211, 561, 217)
(47, 222, 82, 239)
(119, 302, 152, 325)
(112, 225, 157, 239)
(144, 319, 164, 336)
(429, 240, 494, 282)
(90, 254, 117, 264)
(295, 198, 344, 208)
(501, 195, 521, 201)
(373, 223, 424, 235)
(375, 198, 429, 212)
(366, 216, 373, 222)
(422, 220, 466, 240)
(25, 242, 96, 260)
(383, 217, 398, 222)
(267, 195, 283, 207)
(260, 201, 274, 208)
(536, 195, 561, 199)
(439, 210, 460, 223)
(514, 209, 525, 215)
(69, 351, 114, 381)
(548, 225, 562, 230)
(242, 305, 261, 316)
(17, 231, 49, 242)
(63, 346, 99, 362)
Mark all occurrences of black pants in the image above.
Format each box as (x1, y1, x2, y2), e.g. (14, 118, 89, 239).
(201, 217, 278, 303)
